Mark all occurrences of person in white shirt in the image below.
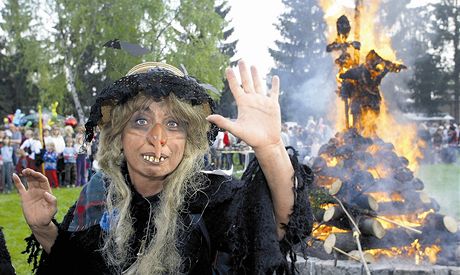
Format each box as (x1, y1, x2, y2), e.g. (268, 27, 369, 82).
(20, 130, 43, 171)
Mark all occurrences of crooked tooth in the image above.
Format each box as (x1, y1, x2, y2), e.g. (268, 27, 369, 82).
(149, 156, 154, 162)
(159, 156, 165, 162)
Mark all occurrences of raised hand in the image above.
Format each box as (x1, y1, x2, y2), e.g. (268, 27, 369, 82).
(13, 169, 57, 228)
(206, 59, 282, 151)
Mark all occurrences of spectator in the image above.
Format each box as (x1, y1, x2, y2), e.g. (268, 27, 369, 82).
(16, 148, 29, 188)
(43, 142, 59, 188)
(8, 124, 22, 165)
(74, 126, 88, 186)
(211, 131, 224, 169)
(1, 136, 15, 193)
(48, 126, 65, 185)
(20, 130, 43, 171)
(63, 137, 77, 187)
(281, 123, 290, 147)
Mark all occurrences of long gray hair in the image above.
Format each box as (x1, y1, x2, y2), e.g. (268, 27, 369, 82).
(97, 93, 210, 273)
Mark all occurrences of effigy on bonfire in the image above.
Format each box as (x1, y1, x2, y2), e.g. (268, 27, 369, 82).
(301, 1, 459, 274)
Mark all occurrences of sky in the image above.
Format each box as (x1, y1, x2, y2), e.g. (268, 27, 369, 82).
(226, 0, 284, 77)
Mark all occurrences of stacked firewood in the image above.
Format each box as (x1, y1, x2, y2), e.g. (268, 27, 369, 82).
(310, 128, 459, 266)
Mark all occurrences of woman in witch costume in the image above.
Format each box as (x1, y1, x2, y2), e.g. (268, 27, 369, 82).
(14, 60, 313, 274)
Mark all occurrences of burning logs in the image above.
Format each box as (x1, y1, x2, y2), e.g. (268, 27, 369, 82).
(424, 213, 458, 234)
(311, 127, 459, 266)
(358, 217, 386, 239)
(324, 233, 357, 254)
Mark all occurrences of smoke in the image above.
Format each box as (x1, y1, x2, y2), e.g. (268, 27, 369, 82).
(283, 56, 337, 124)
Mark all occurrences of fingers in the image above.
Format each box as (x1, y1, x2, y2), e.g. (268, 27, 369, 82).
(23, 168, 52, 192)
(12, 173, 26, 195)
(238, 60, 255, 94)
(225, 68, 244, 101)
(251, 66, 264, 94)
(206, 115, 239, 136)
(269, 75, 280, 100)
(44, 192, 57, 207)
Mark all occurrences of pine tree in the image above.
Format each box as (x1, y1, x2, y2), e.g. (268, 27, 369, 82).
(0, 0, 40, 117)
(430, 0, 460, 121)
(268, 0, 332, 122)
(215, 1, 238, 118)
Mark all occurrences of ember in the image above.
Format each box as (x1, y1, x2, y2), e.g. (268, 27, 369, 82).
(307, 1, 459, 267)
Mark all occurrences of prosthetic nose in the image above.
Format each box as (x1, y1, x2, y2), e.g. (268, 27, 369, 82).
(148, 123, 168, 158)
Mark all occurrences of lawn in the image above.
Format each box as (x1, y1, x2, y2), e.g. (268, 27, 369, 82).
(0, 187, 82, 275)
(416, 163, 460, 220)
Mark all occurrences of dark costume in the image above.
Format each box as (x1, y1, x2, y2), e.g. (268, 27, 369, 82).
(0, 227, 15, 275)
(28, 154, 312, 274)
(25, 63, 313, 274)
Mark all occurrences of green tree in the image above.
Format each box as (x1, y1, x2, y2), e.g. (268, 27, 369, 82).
(408, 54, 448, 114)
(268, 0, 332, 122)
(215, 1, 238, 118)
(0, 0, 40, 118)
(430, 0, 460, 120)
(168, 0, 228, 93)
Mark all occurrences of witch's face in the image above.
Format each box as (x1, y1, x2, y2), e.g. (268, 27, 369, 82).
(122, 101, 187, 183)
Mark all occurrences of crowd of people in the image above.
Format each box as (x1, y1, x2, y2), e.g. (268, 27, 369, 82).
(205, 116, 334, 171)
(0, 123, 98, 193)
(418, 121, 460, 164)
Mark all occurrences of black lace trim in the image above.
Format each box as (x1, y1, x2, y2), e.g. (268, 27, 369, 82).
(227, 147, 313, 274)
(85, 69, 219, 145)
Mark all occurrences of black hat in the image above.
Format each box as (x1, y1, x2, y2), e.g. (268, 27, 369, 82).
(84, 62, 218, 145)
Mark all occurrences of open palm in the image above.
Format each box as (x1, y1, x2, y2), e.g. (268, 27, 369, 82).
(207, 60, 282, 150)
(13, 169, 57, 227)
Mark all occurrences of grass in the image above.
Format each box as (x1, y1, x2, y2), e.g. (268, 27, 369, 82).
(416, 162, 460, 220)
(0, 187, 82, 275)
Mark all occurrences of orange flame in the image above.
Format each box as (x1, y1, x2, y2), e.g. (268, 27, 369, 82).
(366, 243, 442, 264)
(311, 223, 349, 241)
(378, 209, 435, 230)
(318, 1, 424, 171)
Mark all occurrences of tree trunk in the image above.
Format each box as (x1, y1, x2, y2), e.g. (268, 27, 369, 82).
(63, 56, 85, 125)
(453, 0, 459, 121)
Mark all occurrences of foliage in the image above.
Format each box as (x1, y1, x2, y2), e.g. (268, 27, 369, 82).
(0, 0, 230, 120)
(215, 0, 238, 118)
(168, 0, 228, 98)
(0, 0, 41, 118)
(380, 0, 460, 116)
(268, 0, 332, 123)
(408, 54, 448, 114)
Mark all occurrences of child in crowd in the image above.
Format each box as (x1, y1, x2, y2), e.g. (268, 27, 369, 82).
(63, 136, 77, 187)
(1, 136, 15, 193)
(15, 148, 28, 188)
(0, 131, 3, 191)
(75, 126, 88, 186)
(43, 142, 59, 188)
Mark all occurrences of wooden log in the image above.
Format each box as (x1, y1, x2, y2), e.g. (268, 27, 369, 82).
(424, 213, 458, 234)
(323, 232, 357, 254)
(360, 228, 417, 249)
(393, 167, 414, 182)
(377, 200, 439, 215)
(400, 190, 432, 204)
(353, 194, 379, 212)
(358, 217, 386, 239)
(328, 179, 342, 196)
(348, 250, 376, 263)
(323, 205, 344, 222)
(364, 177, 424, 192)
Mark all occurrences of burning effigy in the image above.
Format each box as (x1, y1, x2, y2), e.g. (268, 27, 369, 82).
(306, 2, 459, 270)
